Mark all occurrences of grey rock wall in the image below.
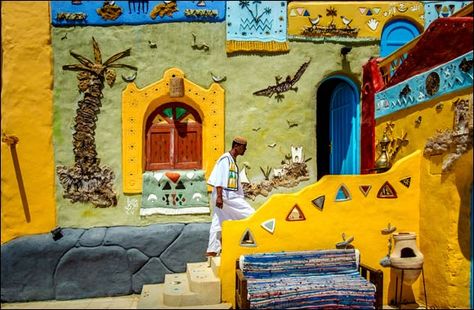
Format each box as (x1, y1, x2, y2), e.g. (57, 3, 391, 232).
(1, 223, 210, 302)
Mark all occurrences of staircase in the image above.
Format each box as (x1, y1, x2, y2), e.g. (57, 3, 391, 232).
(137, 257, 231, 309)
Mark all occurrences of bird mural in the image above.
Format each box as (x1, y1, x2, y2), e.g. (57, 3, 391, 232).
(308, 15, 322, 28)
(340, 15, 353, 29)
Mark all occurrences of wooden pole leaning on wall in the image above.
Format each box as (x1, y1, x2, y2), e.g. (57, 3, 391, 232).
(2, 132, 31, 223)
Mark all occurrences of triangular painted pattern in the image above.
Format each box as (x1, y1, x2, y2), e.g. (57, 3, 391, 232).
(335, 184, 351, 201)
(240, 228, 257, 247)
(377, 181, 397, 198)
(311, 195, 325, 210)
(261, 219, 276, 234)
(400, 177, 411, 188)
(359, 185, 372, 197)
(286, 204, 306, 221)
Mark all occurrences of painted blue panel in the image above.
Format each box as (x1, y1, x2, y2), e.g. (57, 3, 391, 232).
(380, 20, 420, 57)
(424, 1, 470, 29)
(375, 51, 474, 119)
(226, 1, 287, 43)
(330, 81, 360, 175)
(51, 1, 225, 26)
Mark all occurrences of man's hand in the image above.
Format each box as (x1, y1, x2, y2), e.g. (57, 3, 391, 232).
(216, 196, 223, 209)
(216, 186, 223, 209)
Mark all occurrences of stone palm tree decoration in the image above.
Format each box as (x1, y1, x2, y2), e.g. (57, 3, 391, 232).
(57, 37, 136, 208)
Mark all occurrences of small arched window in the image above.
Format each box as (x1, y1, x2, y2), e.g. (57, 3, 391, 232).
(145, 103, 202, 170)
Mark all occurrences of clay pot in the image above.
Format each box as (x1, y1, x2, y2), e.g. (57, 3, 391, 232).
(390, 232, 424, 285)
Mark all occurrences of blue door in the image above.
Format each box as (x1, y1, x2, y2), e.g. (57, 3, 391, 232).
(380, 20, 420, 57)
(329, 81, 360, 175)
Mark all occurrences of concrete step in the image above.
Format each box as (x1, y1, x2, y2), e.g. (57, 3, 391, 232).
(162, 273, 199, 307)
(138, 283, 232, 309)
(210, 256, 221, 277)
(186, 262, 220, 305)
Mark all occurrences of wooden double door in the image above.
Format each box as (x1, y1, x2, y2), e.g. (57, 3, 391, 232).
(145, 103, 202, 170)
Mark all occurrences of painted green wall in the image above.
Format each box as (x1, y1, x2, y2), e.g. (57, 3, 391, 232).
(52, 23, 378, 227)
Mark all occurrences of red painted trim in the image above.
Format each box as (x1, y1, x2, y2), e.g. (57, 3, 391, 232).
(360, 58, 385, 174)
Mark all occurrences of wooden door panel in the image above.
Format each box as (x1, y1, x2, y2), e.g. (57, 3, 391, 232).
(175, 124, 201, 169)
(146, 126, 173, 170)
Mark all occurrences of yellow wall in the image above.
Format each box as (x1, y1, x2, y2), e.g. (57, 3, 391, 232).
(220, 151, 422, 307)
(288, 1, 424, 39)
(121, 68, 225, 193)
(375, 91, 473, 308)
(1, 2, 56, 243)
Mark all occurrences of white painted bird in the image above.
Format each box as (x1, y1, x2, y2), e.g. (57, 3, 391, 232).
(340, 15, 353, 28)
(308, 15, 322, 27)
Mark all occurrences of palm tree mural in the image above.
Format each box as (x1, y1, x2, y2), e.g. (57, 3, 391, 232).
(57, 37, 136, 208)
(326, 6, 337, 29)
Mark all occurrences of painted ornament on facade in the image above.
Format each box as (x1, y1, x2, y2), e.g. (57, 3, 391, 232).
(226, 1, 288, 53)
(253, 59, 311, 102)
(424, 96, 473, 172)
(242, 146, 310, 200)
(375, 51, 473, 119)
(288, 2, 424, 42)
(51, 1, 225, 26)
(57, 37, 136, 208)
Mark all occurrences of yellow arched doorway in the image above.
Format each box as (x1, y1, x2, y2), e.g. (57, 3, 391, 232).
(121, 68, 224, 194)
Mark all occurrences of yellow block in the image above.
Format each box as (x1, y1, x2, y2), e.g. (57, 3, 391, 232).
(1, 2, 56, 243)
(220, 151, 422, 307)
(121, 68, 225, 193)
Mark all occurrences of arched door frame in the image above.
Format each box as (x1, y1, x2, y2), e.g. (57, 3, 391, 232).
(380, 17, 422, 57)
(121, 68, 225, 194)
(317, 74, 361, 176)
(145, 102, 203, 171)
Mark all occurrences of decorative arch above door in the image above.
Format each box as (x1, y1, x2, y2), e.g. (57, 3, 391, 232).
(121, 68, 224, 194)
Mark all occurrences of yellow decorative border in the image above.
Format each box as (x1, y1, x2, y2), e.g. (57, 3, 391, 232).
(226, 40, 289, 53)
(121, 68, 225, 193)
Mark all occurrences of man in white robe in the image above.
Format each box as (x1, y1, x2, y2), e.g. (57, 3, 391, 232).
(206, 136, 255, 256)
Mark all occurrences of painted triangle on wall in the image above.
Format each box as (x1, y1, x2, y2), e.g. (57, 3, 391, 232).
(261, 219, 276, 234)
(286, 204, 306, 221)
(240, 228, 257, 247)
(359, 185, 372, 197)
(377, 181, 397, 198)
(400, 177, 411, 188)
(163, 182, 172, 190)
(311, 195, 325, 211)
(335, 184, 351, 201)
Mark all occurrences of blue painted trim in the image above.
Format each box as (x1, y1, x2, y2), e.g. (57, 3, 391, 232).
(51, 1, 225, 26)
(375, 51, 474, 119)
(322, 75, 361, 175)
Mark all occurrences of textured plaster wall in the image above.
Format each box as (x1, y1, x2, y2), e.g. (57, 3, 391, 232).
(220, 151, 421, 307)
(375, 91, 473, 308)
(1, 2, 56, 243)
(52, 22, 378, 228)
